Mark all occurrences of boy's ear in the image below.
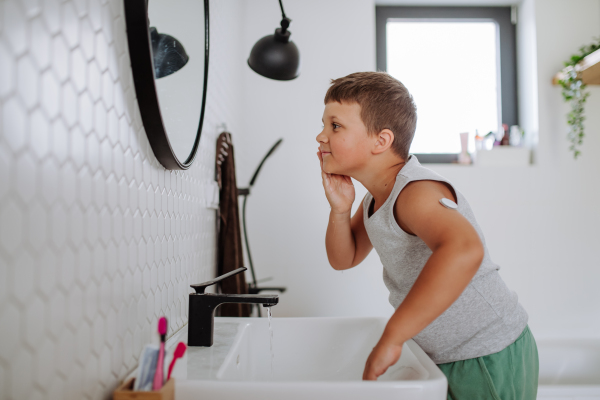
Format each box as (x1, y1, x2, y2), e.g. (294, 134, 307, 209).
(372, 129, 395, 155)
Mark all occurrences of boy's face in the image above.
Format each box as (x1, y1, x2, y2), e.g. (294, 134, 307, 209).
(316, 101, 374, 176)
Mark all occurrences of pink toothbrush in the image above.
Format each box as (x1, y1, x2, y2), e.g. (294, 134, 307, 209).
(152, 317, 167, 390)
(167, 342, 187, 380)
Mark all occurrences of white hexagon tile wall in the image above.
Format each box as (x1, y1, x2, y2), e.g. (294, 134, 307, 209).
(0, 0, 245, 399)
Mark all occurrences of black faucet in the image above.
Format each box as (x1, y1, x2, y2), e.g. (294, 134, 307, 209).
(188, 267, 279, 347)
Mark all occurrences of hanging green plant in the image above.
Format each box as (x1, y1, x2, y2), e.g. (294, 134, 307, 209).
(557, 37, 600, 159)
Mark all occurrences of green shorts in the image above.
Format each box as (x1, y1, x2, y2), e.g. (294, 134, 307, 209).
(437, 325, 539, 400)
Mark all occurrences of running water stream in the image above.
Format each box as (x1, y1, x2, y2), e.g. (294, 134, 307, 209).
(267, 307, 274, 380)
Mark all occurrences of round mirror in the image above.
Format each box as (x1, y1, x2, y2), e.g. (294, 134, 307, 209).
(124, 0, 209, 170)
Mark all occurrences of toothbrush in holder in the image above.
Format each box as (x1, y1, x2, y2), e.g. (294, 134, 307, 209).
(152, 317, 167, 390)
(167, 342, 187, 380)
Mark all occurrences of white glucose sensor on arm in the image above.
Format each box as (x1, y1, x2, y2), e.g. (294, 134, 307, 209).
(439, 198, 458, 209)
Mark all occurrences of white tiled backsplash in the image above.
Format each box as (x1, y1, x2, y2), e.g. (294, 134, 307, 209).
(0, 0, 244, 399)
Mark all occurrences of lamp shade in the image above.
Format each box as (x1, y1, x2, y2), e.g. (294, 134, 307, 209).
(149, 27, 189, 79)
(248, 27, 300, 81)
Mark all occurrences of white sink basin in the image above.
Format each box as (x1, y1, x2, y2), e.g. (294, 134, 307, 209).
(170, 316, 447, 400)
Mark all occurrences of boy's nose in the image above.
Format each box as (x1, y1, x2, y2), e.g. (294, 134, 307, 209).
(316, 130, 327, 143)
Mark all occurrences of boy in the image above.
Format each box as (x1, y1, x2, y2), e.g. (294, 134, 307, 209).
(316, 72, 538, 399)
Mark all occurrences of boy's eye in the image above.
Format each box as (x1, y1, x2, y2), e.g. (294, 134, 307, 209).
(332, 123, 340, 129)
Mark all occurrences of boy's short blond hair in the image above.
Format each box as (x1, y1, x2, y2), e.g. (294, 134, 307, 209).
(324, 71, 417, 160)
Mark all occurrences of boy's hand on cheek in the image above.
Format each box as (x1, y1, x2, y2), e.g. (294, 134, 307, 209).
(317, 149, 355, 214)
(362, 339, 403, 381)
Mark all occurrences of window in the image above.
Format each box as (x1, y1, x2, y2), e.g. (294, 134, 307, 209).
(376, 7, 518, 163)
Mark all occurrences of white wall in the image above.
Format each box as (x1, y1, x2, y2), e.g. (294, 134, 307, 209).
(235, 0, 600, 341)
(0, 1, 245, 399)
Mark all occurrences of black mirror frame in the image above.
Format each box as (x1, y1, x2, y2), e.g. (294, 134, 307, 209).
(123, 0, 210, 170)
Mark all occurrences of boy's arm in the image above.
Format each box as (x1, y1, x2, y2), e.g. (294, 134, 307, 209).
(363, 180, 484, 380)
(326, 202, 373, 270)
(318, 150, 373, 270)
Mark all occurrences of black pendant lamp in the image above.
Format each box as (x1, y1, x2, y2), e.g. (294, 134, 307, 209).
(248, 0, 300, 81)
(149, 27, 189, 79)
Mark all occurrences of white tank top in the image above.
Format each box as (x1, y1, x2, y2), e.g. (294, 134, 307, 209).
(363, 155, 528, 364)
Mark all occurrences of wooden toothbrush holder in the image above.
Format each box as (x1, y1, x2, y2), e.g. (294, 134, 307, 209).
(113, 377, 175, 400)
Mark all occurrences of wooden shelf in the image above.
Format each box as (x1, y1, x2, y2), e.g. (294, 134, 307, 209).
(552, 48, 600, 85)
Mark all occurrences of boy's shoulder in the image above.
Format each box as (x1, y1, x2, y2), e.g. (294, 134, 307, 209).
(396, 157, 457, 204)
(398, 179, 457, 204)
(392, 179, 458, 236)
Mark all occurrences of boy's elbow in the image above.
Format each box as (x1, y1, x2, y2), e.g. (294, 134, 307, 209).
(330, 261, 351, 271)
(326, 255, 346, 271)
(466, 239, 485, 271)
(448, 237, 484, 272)
(327, 255, 353, 271)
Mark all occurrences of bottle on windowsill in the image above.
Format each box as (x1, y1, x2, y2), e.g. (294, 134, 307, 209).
(475, 129, 484, 152)
(458, 132, 471, 164)
(500, 123, 510, 145)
